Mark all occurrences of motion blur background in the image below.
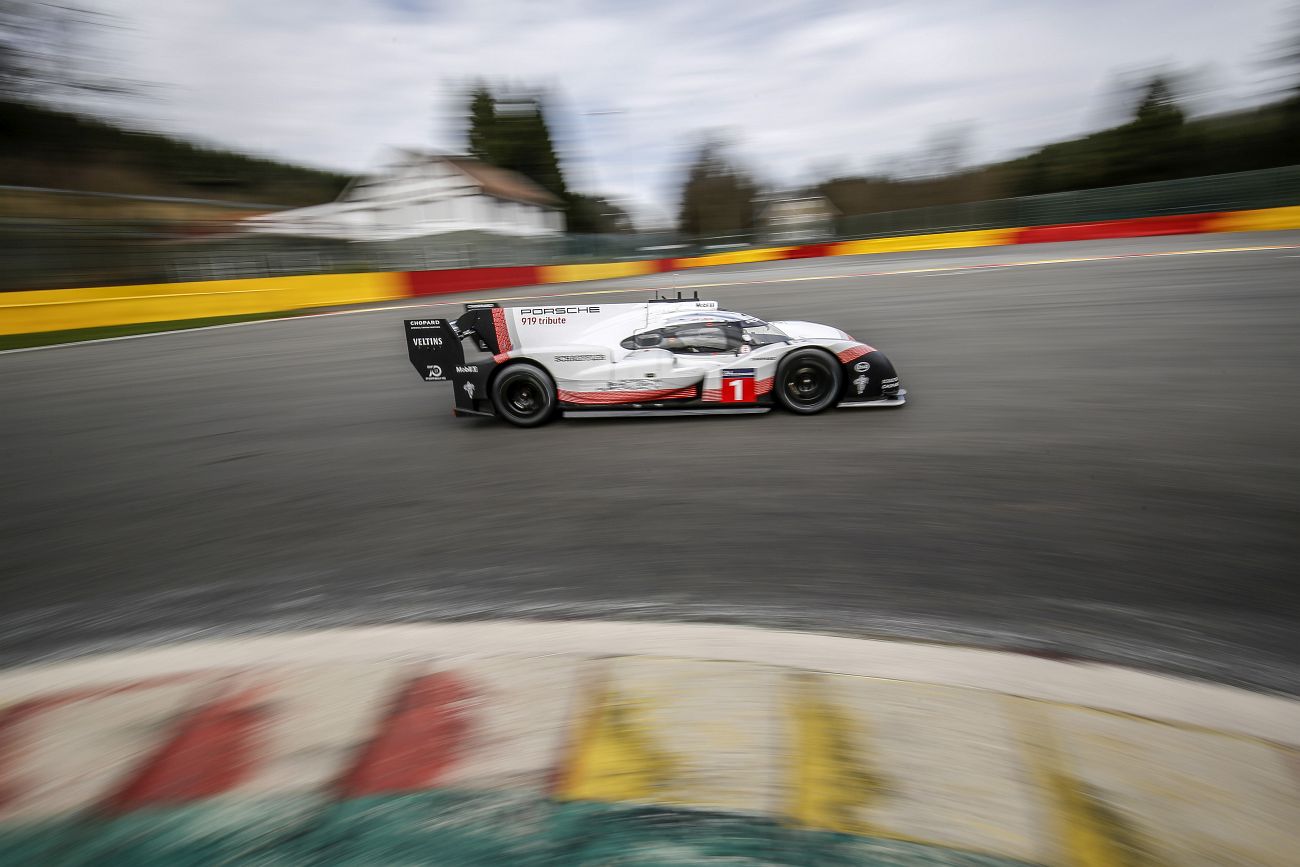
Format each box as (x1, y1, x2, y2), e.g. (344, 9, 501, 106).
(2, 0, 1300, 678)
(1, 0, 1299, 289)
(3, 3, 1300, 862)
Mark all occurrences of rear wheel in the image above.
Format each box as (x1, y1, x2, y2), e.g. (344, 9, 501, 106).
(491, 363, 557, 427)
(775, 349, 841, 414)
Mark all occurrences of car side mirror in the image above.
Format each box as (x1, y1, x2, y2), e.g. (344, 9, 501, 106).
(634, 332, 661, 348)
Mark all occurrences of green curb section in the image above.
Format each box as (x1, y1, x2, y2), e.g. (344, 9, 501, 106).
(0, 791, 1037, 866)
(3, 639, 1296, 864)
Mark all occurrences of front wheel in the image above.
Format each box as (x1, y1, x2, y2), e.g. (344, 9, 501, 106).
(774, 349, 842, 414)
(490, 363, 557, 427)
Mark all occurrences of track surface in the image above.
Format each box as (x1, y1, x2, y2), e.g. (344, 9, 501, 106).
(3, 234, 1299, 691)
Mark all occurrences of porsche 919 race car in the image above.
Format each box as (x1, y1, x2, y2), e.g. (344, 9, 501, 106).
(403, 294, 906, 427)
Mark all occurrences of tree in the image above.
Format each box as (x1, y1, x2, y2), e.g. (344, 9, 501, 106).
(466, 83, 496, 163)
(916, 124, 974, 179)
(676, 138, 759, 238)
(463, 85, 598, 228)
(0, 1, 134, 105)
(1130, 75, 1185, 131)
(1268, 2, 1300, 137)
(567, 194, 633, 233)
(1008, 71, 1197, 195)
(1106, 74, 1193, 185)
(489, 94, 568, 202)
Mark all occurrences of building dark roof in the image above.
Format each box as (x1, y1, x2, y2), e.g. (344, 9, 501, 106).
(442, 155, 562, 209)
(341, 150, 565, 210)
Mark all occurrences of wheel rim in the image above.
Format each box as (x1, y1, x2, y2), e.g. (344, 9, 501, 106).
(504, 378, 543, 417)
(785, 363, 828, 406)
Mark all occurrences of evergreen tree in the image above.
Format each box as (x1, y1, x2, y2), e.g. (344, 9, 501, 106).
(489, 95, 568, 202)
(566, 193, 632, 233)
(1107, 74, 1192, 185)
(676, 139, 758, 237)
(464, 85, 596, 230)
(466, 84, 496, 163)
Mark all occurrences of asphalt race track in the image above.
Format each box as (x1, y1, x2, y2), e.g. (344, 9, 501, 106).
(4, 234, 1299, 692)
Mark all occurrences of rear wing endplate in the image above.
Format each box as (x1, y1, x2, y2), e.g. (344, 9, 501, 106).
(403, 319, 464, 381)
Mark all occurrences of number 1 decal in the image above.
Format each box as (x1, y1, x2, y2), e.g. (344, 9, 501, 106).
(721, 369, 756, 403)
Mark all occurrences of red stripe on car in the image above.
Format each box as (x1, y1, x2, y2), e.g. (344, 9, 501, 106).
(559, 386, 697, 405)
(836, 345, 874, 364)
(492, 308, 513, 354)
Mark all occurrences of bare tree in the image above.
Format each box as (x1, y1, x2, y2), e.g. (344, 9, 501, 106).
(918, 124, 974, 178)
(0, 1, 134, 104)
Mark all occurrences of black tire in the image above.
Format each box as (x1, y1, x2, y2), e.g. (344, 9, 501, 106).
(775, 349, 842, 414)
(490, 362, 557, 427)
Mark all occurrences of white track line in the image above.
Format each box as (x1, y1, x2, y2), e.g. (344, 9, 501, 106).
(3, 242, 1296, 356)
(1, 622, 1296, 746)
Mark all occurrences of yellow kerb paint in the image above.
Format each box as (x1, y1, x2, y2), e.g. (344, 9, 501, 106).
(786, 673, 885, 837)
(555, 683, 680, 804)
(1205, 206, 1300, 234)
(830, 228, 1018, 257)
(0, 272, 406, 335)
(538, 261, 658, 283)
(673, 247, 794, 268)
(1009, 698, 1154, 867)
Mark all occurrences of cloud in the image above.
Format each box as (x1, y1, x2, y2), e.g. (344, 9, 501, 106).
(92, 0, 1294, 224)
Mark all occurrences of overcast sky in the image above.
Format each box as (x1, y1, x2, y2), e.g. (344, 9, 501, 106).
(96, 0, 1294, 224)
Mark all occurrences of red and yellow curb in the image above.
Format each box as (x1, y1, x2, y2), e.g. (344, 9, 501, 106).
(2, 626, 1297, 865)
(3, 204, 1299, 337)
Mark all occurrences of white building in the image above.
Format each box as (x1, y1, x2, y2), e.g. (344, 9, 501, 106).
(243, 150, 564, 241)
(756, 194, 838, 243)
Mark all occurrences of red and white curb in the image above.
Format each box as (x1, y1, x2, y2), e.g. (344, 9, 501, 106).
(1, 623, 1297, 865)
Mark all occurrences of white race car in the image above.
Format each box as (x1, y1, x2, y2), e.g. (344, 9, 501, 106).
(403, 294, 906, 427)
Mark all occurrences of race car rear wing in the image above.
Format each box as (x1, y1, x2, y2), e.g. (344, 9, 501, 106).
(452, 302, 507, 355)
(403, 319, 464, 381)
(404, 302, 504, 382)
(404, 303, 507, 417)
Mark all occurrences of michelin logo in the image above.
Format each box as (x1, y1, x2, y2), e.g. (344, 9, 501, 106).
(853, 374, 868, 395)
(463, 382, 476, 399)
